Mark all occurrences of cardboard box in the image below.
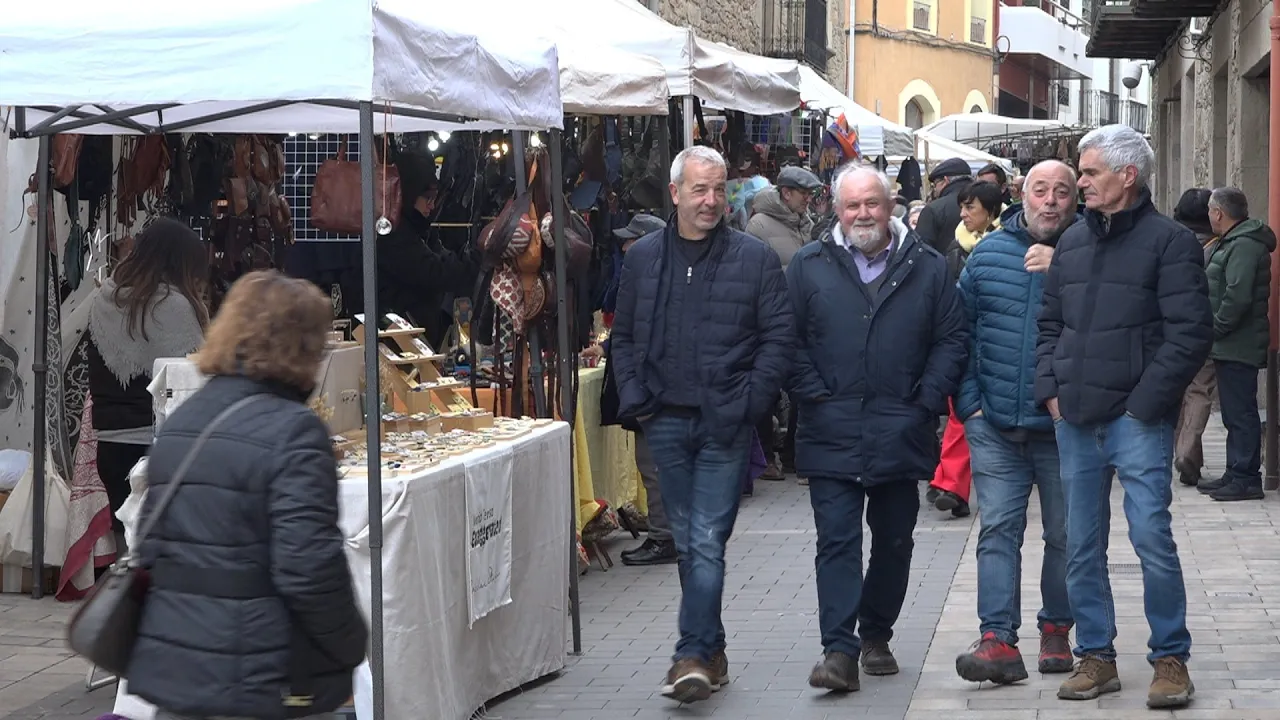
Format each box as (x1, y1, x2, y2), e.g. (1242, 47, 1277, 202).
(441, 411, 495, 432)
(0, 564, 58, 595)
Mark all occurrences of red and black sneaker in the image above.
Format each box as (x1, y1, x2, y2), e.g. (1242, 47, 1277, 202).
(956, 632, 1029, 685)
(1039, 623, 1074, 674)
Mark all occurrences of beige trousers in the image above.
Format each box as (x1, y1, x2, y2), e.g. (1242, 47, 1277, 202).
(1174, 360, 1218, 472)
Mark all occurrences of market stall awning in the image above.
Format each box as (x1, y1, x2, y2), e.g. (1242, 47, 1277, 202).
(552, 36, 668, 116)
(909, 130, 1014, 174)
(559, 0, 801, 116)
(921, 112, 1067, 144)
(0, 0, 565, 134)
(797, 66, 914, 158)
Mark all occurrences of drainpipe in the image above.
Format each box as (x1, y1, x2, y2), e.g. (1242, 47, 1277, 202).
(992, 0, 1001, 112)
(1266, 10, 1280, 491)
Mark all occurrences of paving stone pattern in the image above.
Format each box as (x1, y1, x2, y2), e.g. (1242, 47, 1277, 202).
(8, 416, 1280, 719)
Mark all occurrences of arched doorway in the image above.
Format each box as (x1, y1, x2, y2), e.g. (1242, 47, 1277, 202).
(905, 99, 926, 130)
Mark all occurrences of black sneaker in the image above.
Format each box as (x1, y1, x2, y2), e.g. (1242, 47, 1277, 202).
(951, 501, 971, 518)
(808, 651, 859, 692)
(620, 538, 677, 566)
(925, 487, 940, 505)
(934, 490, 965, 512)
(1197, 476, 1231, 494)
(1210, 480, 1265, 502)
(860, 640, 900, 676)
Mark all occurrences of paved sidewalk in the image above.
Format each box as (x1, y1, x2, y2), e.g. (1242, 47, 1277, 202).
(8, 416, 1280, 719)
(489, 477, 972, 720)
(908, 417, 1280, 720)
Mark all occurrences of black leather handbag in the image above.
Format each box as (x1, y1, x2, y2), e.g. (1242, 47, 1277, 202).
(66, 394, 267, 675)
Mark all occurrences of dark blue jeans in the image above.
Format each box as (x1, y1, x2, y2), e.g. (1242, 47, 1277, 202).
(963, 417, 1071, 646)
(809, 477, 919, 657)
(643, 413, 751, 663)
(1214, 359, 1262, 485)
(1054, 413, 1191, 663)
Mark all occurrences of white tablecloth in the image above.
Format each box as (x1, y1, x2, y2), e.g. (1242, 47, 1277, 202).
(340, 423, 571, 720)
(130, 361, 571, 720)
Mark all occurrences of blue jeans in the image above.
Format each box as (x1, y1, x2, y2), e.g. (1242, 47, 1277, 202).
(643, 413, 751, 663)
(964, 417, 1071, 646)
(1054, 413, 1191, 663)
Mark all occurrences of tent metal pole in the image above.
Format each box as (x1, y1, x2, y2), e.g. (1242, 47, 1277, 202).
(27, 103, 178, 136)
(24, 105, 83, 136)
(657, 118, 673, 218)
(31, 134, 50, 600)
(548, 128, 582, 655)
(512, 131, 527, 195)
(358, 101, 386, 720)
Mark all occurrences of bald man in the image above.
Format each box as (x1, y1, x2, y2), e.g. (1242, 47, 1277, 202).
(953, 160, 1081, 686)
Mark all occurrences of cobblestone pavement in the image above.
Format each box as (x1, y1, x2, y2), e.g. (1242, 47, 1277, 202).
(8, 417, 1280, 719)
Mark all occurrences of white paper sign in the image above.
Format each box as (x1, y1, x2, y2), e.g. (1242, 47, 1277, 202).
(463, 447, 514, 627)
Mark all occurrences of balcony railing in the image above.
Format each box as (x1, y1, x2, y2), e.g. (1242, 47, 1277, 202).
(762, 0, 830, 75)
(1012, 0, 1088, 32)
(1082, 89, 1120, 127)
(1122, 99, 1150, 134)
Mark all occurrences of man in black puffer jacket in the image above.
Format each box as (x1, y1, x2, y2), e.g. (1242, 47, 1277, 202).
(1035, 125, 1211, 709)
(913, 157, 973, 254)
(611, 146, 793, 704)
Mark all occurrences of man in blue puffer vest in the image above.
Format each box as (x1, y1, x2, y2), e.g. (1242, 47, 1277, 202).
(951, 160, 1080, 687)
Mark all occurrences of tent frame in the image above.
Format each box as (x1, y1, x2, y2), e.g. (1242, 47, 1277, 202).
(10, 100, 579, 720)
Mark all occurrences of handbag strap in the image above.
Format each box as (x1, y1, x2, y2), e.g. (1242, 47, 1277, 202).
(127, 394, 269, 560)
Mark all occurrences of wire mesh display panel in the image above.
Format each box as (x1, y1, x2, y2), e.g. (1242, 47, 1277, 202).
(282, 133, 362, 242)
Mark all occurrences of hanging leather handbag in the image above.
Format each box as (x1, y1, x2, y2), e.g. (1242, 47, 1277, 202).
(65, 394, 267, 676)
(311, 139, 402, 235)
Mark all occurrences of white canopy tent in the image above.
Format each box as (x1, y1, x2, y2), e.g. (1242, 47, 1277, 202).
(1, 0, 564, 133)
(921, 112, 1068, 144)
(1, 3, 574, 719)
(557, 0, 802, 116)
(906, 130, 1014, 175)
(557, 40, 669, 116)
(797, 66, 914, 158)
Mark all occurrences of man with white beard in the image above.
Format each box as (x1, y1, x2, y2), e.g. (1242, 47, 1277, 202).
(787, 165, 968, 693)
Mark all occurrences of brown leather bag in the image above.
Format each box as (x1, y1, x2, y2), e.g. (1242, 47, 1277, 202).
(51, 134, 85, 189)
(311, 140, 402, 235)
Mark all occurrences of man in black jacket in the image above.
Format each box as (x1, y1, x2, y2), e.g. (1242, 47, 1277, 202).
(914, 157, 973, 254)
(788, 166, 967, 693)
(611, 146, 793, 704)
(1036, 124, 1212, 709)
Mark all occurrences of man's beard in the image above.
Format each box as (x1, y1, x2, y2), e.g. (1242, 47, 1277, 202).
(846, 224, 886, 252)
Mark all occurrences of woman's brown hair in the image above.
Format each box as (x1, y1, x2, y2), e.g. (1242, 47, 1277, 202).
(112, 217, 210, 340)
(197, 270, 333, 392)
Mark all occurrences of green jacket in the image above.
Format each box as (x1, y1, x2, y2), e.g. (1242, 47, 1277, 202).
(1206, 218, 1276, 367)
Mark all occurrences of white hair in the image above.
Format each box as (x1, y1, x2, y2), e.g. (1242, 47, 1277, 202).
(832, 164, 892, 201)
(670, 146, 727, 186)
(1077, 124, 1154, 187)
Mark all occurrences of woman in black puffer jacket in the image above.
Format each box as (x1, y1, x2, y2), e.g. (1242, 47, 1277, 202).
(126, 270, 368, 720)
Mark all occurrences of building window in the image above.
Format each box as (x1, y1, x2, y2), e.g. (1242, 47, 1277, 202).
(912, 1, 932, 32)
(970, 105, 983, 113)
(968, 0, 990, 45)
(906, 99, 926, 130)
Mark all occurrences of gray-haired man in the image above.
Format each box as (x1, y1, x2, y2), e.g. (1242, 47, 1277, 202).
(1036, 125, 1211, 708)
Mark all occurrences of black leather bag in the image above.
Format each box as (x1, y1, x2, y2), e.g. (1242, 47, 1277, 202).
(66, 394, 267, 675)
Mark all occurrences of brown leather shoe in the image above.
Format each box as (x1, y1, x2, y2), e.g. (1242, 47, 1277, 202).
(710, 650, 730, 691)
(661, 658, 713, 703)
(860, 640, 899, 676)
(1057, 656, 1121, 700)
(1148, 657, 1194, 709)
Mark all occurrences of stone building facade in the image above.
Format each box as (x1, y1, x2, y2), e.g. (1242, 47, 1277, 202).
(1151, 0, 1272, 220)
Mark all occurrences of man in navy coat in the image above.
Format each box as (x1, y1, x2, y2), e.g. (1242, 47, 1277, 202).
(788, 165, 967, 692)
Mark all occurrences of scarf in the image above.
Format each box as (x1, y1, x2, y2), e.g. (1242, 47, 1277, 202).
(88, 279, 205, 386)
